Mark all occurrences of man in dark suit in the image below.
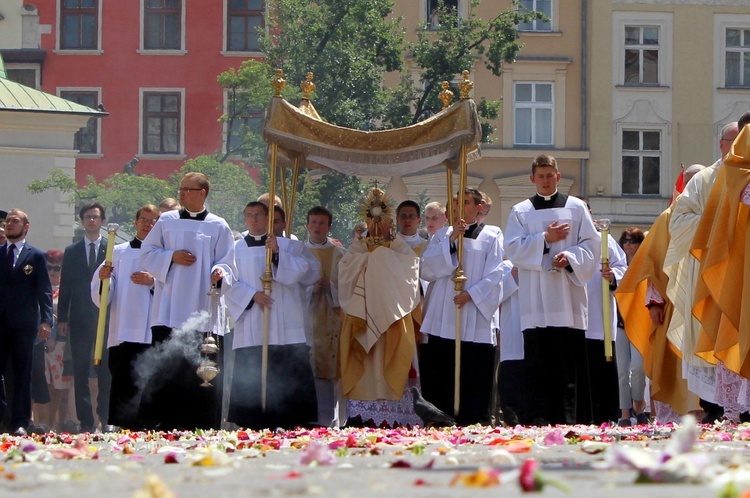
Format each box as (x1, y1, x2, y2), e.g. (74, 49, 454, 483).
(0, 209, 53, 436)
(57, 201, 111, 433)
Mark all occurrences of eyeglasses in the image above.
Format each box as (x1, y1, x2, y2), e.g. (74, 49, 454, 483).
(178, 187, 203, 193)
(137, 217, 158, 225)
(83, 215, 101, 221)
(721, 137, 735, 142)
(622, 238, 640, 244)
(47, 265, 61, 272)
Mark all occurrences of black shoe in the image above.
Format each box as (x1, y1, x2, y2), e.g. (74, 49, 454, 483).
(13, 426, 27, 437)
(78, 424, 96, 434)
(27, 423, 47, 435)
(101, 424, 119, 433)
(530, 417, 551, 426)
(60, 419, 79, 434)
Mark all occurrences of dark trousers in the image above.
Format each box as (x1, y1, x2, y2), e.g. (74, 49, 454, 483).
(138, 326, 222, 430)
(108, 342, 150, 429)
(228, 343, 317, 430)
(419, 335, 495, 426)
(585, 338, 619, 424)
(0, 325, 35, 429)
(69, 323, 111, 429)
(499, 359, 528, 423)
(523, 327, 591, 425)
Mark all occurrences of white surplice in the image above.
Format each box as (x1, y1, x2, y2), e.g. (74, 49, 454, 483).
(585, 233, 627, 341)
(664, 160, 721, 401)
(91, 242, 153, 347)
(420, 224, 504, 344)
(140, 210, 236, 331)
(219, 237, 320, 349)
(504, 197, 598, 332)
(499, 259, 523, 362)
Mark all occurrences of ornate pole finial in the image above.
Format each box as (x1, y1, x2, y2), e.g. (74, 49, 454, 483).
(300, 72, 316, 100)
(272, 68, 286, 97)
(459, 70, 473, 100)
(439, 81, 454, 109)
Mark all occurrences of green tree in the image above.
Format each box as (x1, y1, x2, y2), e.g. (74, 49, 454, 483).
(28, 169, 173, 238)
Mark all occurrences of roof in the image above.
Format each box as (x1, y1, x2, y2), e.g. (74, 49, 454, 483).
(0, 78, 105, 117)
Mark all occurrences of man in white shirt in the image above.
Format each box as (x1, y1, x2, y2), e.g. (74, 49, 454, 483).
(139, 172, 236, 430)
(504, 155, 598, 425)
(92, 205, 159, 430)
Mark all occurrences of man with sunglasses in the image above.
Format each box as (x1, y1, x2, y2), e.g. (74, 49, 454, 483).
(92, 205, 159, 430)
(139, 172, 235, 430)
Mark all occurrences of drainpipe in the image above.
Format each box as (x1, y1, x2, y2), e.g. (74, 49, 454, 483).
(580, 0, 588, 198)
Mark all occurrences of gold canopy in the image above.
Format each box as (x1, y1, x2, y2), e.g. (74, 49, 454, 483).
(262, 96, 481, 175)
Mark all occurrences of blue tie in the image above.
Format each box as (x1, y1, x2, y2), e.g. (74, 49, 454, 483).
(6, 243, 16, 273)
(88, 242, 96, 273)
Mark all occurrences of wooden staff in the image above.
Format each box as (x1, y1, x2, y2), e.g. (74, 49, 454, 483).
(94, 223, 119, 365)
(599, 219, 613, 361)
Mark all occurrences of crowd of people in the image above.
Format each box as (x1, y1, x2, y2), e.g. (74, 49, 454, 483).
(4, 124, 750, 435)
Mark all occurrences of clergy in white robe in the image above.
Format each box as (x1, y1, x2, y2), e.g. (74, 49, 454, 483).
(585, 231, 627, 424)
(305, 206, 347, 427)
(218, 201, 319, 430)
(504, 155, 598, 425)
(420, 188, 504, 426)
(91, 205, 160, 429)
(137, 173, 236, 430)
(497, 259, 526, 425)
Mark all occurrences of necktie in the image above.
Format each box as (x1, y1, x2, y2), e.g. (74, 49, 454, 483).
(88, 242, 96, 273)
(6, 243, 16, 273)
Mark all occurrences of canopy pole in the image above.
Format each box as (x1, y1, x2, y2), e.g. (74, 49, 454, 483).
(451, 144, 469, 417)
(287, 157, 300, 238)
(261, 143, 278, 412)
(446, 168, 454, 226)
(280, 165, 289, 219)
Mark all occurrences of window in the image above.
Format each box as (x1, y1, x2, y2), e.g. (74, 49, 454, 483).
(519, 0, 551, 32)
(227, 0, 264, 52)
(6, 68, 38, 88)
(624, 26, 659, 85)
(144, 0, 182, 50)
(60, 91, 99, 154)
(725, 28, 750, 87)
(60, 0, 98, 50)
(143, 92, 181, 154)
(426, 0, 458, 30)
(514, 82, 553, 145)
(621, 130, 660, 195)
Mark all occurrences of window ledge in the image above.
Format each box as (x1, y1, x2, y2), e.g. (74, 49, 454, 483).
(519, 30, 561, 37)
(718, 86, 750, 93)
(137, 49, 187, 56)
(53, 49, 103, 55)
(615, 84, 670, 91)
(220, 50, 264, 57)
(76, 153, 103, 159)
(137, 154, 186, 160)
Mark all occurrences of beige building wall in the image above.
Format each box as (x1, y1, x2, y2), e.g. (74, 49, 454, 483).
(588, 0, 750, 235)
(0, 0, 24, 48)
(0, 112, 90, 250)
(387, 0, 587, 230)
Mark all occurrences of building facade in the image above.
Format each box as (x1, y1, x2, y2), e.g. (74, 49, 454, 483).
(588, 0, 750, 232)
(4, 0, 264, 183)
(387, 0, 588, 230)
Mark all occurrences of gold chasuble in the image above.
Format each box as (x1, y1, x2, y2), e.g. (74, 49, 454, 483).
(691, 125, 750, 378)
(309, 244, 345, 380)
(615, 206, 700, 414)
(338, 237, 420, 401)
